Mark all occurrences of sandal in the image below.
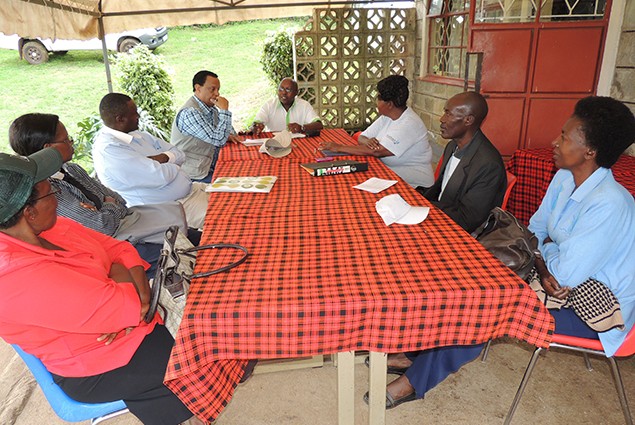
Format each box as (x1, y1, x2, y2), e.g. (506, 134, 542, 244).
(363, 390, 418, 409)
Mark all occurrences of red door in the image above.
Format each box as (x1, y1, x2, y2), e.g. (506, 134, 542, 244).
(469, 2, 611, 157)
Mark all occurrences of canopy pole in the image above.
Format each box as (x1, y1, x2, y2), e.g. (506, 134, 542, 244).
(97, 8, 113, 92)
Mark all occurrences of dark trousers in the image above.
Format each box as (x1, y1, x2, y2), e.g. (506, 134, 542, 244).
(550, 307, 599, 339)
(133, 242, 162, 279)
(404, 344, 484, 399)
(53, 325, 194, 425)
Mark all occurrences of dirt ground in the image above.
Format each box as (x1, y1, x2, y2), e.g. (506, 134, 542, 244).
(2, 337, 634, 425)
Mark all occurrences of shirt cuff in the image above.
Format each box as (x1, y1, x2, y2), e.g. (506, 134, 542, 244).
(163, 151, 176, 163)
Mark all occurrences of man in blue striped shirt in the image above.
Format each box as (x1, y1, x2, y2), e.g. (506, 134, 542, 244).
(171, 70, 239, 183)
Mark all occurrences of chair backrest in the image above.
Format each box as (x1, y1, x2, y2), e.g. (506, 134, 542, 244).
(614, 325, 635, 357)
(434, 156, 444, 180)
(502, 171, 517, 210)
(11, 344, 128, 423)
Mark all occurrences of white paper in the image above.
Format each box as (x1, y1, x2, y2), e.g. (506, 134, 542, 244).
(353, 177, 398, 194)
(242, 139, 267, 146)
(273, 132, 305, 139)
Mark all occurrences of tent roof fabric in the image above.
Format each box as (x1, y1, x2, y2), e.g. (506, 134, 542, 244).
(1, 0, 405, 40)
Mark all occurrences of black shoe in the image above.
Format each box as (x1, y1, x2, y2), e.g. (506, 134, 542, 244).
(239, 360, 258, 383)
(363, 390, 418, 409)
(364, 356, 408, 375)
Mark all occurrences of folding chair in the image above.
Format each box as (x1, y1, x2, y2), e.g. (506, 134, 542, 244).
(12, 345, 129, 424)
(502, 328, 635, 425)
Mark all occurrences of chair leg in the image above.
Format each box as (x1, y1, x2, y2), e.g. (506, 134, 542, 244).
(607, 357, 633, 425)
(583, 353, 593, 371)
(91, 408, 130, 425)
(481, 340, 492, 362)
(503, 347, 543, 425)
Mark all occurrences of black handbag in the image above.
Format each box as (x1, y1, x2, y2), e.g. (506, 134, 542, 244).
(471, 207, 538, 280)
(143, 226, 249, 335)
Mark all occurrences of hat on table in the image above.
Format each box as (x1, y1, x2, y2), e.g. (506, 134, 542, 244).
(375, 194, 430, 226)
(0, 148, 63, 224)
(259, 130, 292, 158)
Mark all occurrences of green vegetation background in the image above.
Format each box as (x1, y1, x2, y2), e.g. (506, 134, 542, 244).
(0, 18, 308, 155)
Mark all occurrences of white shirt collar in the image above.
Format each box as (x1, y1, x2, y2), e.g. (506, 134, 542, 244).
(102, 125, 134, 144)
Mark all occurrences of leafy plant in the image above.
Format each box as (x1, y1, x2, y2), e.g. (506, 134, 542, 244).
(112, 45, 175, 135)
(72, 114, 102, 173)
(260, 27, 298, 86)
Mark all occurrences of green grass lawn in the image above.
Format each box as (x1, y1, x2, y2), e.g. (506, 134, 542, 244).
(0, 17, 308, 154)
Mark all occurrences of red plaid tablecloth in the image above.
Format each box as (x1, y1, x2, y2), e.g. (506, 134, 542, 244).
(507, 148, 635, 224)
(219, 128, 358, 163)
(165, 153, 554, 421)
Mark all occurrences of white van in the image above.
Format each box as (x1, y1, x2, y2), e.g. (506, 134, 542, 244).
(0, 27, 168, 65)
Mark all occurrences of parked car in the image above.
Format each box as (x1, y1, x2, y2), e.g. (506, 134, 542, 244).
(0, 27, 168, 65)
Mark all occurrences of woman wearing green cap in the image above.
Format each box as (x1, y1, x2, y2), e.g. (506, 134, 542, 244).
(0, 147, 205, 424)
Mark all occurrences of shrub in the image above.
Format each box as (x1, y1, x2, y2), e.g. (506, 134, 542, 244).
(112, 45, 175, 135)
(72, 114, 102, 174)
(260, 27, 297, 86)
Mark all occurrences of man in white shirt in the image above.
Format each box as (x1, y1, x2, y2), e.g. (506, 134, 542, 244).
(93, 93, 209, 229)
(251, 78, 323, 135)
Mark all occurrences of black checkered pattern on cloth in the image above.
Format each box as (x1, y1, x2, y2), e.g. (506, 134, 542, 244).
(568, 278, 625, 332)
(527, 267, 624, 332)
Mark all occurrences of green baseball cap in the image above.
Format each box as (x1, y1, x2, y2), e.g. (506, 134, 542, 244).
(0, 147, 63, 224)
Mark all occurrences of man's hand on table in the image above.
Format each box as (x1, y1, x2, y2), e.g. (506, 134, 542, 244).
(287, 122, 303, 134)
(251, 122, 265, 136)
(227, 134, 241, 144)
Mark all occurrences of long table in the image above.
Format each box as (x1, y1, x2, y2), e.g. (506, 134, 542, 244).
(506, 148, 635, 225)
(165, 133, 554, 424)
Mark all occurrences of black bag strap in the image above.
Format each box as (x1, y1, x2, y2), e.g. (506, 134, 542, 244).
(144, 227, 249, 323)
(180, 243, 249, 279)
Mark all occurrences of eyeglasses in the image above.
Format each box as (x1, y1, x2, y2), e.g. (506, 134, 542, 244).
(278, 86, 295, 93)
(50, 137, 74, 145)
(33, 188, 61, 202)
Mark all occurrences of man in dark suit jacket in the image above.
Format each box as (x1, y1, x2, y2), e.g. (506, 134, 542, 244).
(417, 91, 506, 233)
(369, 93, 507, 410)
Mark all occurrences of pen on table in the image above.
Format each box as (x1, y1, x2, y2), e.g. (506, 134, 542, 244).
(316, 157, 334, 162)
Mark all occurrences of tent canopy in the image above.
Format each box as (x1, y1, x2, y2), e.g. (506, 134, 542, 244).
(1, 0, 406, 40)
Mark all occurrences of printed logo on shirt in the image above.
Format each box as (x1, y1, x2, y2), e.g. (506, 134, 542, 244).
(386, 135, 399, 145)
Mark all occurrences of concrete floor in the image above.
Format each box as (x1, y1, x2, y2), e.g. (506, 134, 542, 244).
(2, 337, 634, 425)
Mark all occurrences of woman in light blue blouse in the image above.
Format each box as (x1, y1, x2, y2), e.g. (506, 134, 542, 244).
(365, 97, 635, 411)
(529, 96, 635, 356)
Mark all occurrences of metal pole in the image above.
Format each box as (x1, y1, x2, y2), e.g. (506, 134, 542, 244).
(97, 2, 113, 93)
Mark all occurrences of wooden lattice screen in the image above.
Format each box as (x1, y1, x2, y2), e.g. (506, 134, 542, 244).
(293, 7, 415, 131)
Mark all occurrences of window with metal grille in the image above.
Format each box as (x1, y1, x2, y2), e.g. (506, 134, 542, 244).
(426, 0, 470, 79)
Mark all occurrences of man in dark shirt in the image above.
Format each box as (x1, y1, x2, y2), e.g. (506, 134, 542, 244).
(418, 91, 506, 233)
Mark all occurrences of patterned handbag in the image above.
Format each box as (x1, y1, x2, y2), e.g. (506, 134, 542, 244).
(143, 226, 249, 336)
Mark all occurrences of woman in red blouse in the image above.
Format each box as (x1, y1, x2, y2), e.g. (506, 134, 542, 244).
(0, 147, 204, 425)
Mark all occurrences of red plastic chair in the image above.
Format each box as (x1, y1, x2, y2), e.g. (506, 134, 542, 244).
(502, 327, 635, 425)
(434, 155, 444, 180)
(352, 131, 362, 142)
(502, 171, 517, 210)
